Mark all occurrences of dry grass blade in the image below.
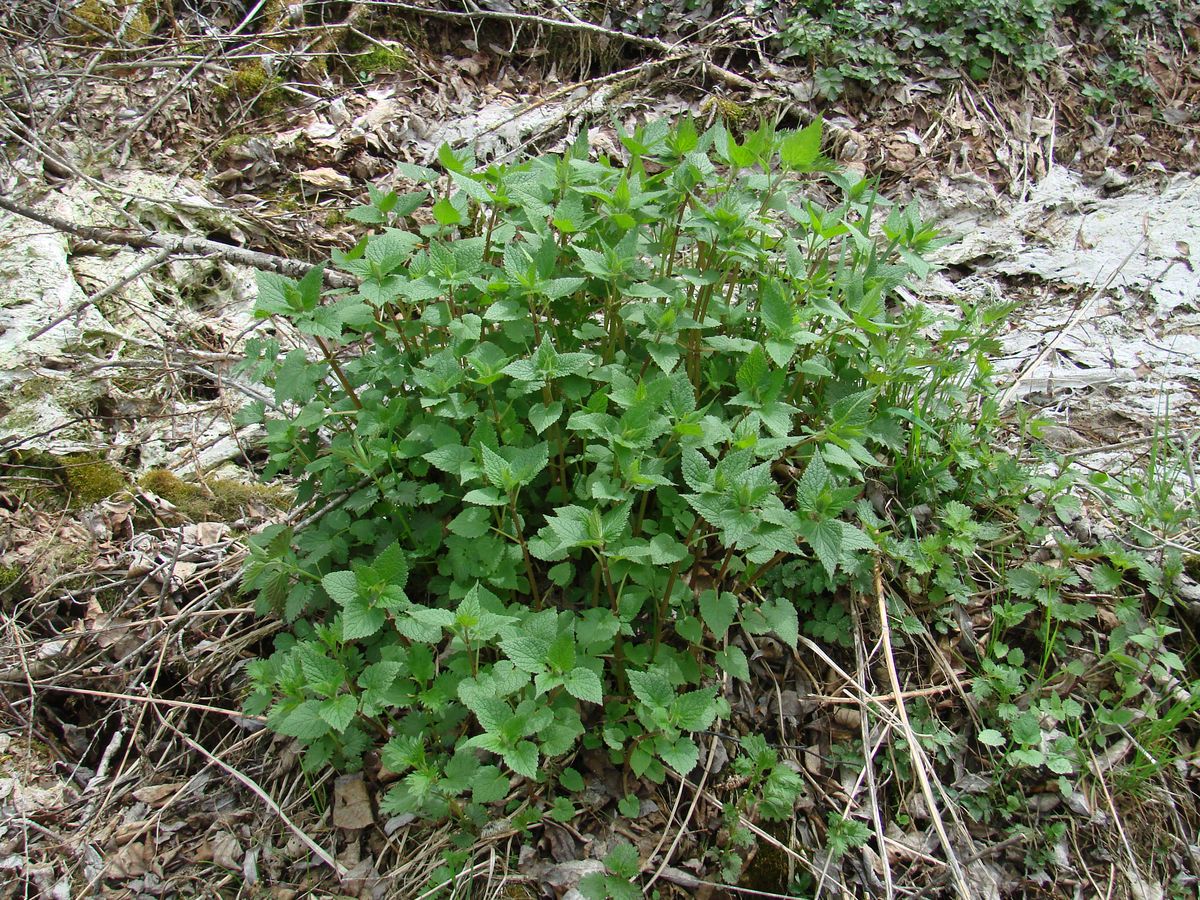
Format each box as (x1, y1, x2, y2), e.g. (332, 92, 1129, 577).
(644, 734, 720, 889)
(17, 685, 265, 722)
(160, 717, 349, 880)
(852, 599, 895, 900)
(873, 560, 973, 900)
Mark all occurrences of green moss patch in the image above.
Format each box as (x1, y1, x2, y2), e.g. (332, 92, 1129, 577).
(139, 469, 291, 522)
(61, 454, 129, 506)
(352, 43, 410, 77)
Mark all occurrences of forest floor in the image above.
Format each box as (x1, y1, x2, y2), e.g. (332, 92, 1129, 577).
(1, 1, 1198, 898)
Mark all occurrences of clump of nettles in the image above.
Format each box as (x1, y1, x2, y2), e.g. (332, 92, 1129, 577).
(237, 118, 993, 833)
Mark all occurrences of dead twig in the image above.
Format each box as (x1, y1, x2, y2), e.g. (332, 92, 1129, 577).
(997, 235, 1147, 411)
(0, 193, 355, 287)
(28, 247, 172, 341)
(161, 716, 349, 880)
(5, 683, 266, 722)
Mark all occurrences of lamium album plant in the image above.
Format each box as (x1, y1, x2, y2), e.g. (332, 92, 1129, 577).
(234, 116, 1006, 832)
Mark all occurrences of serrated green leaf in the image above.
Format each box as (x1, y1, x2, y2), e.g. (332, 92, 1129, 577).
(628, 668, 675, 710)
(472, 766, 510, 804)
(529, 400, 564, 435)
(563, 667, 604, 704)
(433, 196, 464, 225)
(978, 729, 1005, 747)
(699, 589, 738, 641)
(715, 645, 750, 681)
(341, 595, 387, 640)
(500, 633, 550, 675)
(757, 598, 798, 648)
(448, 506, 492, 538)
(274, 700, 331, 739)
(318, 694, 358, 733)
(657, 734, 699, 774)
(604, 842, 641, 880)
(505, 740, 539, 780)
(322, 570, 359, 606)
(780, 119, 823, 170)
(672, 688, 718, 731)
(798, 517, 842, 579)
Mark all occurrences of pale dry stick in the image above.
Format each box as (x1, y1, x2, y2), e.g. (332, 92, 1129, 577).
(78, 725, 268, 892)
(852, 600, 896, 900)
(873, 562, 973, 900)
(28, 247, 172, 341)
(915, 615, 982, 731)
(411, 859, 495, 900)
(0, 195, 356, 287)
(801, 683, 961, 706)
(656, 868, 813, 899)
(11, 684, 267, 722)
(4, 614, 41, 775)
(664, 768, 856, 896)
(997, 235, 1147, 411)
(795, 636, 910, 733)
(78, 725, 126, 824)
(474, 58, 671, 166)
(92, 532, 187, 827)
(1057, 427, 1200, 462)
(813, 718, 897, 895)
(0, 113, 213, 226)
(1084, 741, 1145, 891)
(642, 754, 690, 881)
(46, 0, 148, 131)
(644, 734, 721, 890)
(1069, 826, 1113, 900)
(162, 717, 348, 879)
(916, 832, 1029, 896)
(373, 0, 676, 52)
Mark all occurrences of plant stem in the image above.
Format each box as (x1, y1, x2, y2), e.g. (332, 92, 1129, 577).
(599, 554, 626, 690)
(314, 335, 362, 410)
(509, 495, 542, 609)
(653, 517, 701, 654)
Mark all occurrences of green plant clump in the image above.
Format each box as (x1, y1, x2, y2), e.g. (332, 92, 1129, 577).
(235, 117, 1015, 833)
(778, 0, 1173, 99)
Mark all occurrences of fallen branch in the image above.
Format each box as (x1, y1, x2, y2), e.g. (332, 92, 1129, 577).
(377, 0, 674, 53)
(0, 194, 356, 288)
(377, 1, 754, 91)
(29, 247, 172, 341)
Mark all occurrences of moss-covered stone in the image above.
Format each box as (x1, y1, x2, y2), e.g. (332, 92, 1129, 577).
(139, 469, 290, 522)
(215, 133, 254, 158)
(1, 451, 129, 510)
(352, 43, 410, 77)
(0, 565, 23, 591)
(216, 62, 287, 113)
(61, 454, 129, 506)
(68, 0, 152, 45)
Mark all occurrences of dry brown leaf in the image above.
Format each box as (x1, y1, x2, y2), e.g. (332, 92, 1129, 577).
(332, 773, 374, 830)
(104, 839, 155, 879)
(299, 168, 353, 191)
(210, 830, 243, 871)
(132, 783, 186, 806)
